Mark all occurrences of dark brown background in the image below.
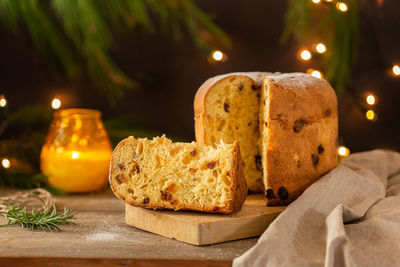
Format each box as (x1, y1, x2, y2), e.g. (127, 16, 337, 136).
(0, 0, 399, 152)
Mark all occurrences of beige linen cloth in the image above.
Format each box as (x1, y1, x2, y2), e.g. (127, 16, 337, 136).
(234, 149, 400, 267)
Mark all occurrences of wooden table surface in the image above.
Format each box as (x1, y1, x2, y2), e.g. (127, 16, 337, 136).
(0, 189, 258, 267)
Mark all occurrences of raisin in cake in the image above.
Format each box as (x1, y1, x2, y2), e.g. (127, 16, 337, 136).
(109, 135, 247, 214)
(194, 72, 275, 193)
(260, 73, 338, 205)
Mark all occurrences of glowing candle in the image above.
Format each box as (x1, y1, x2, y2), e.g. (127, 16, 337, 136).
(41, 109, 112, 192)
(41, 148, 111, 192)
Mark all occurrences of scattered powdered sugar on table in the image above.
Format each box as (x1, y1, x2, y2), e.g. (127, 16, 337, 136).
(85, 231, 118, 241)
(82, 214, 154, 245)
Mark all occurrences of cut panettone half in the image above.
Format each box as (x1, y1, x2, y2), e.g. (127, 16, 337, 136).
(109, 135, 247, 214)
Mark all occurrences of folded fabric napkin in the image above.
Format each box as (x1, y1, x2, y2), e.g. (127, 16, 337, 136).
(234, 149, 400, 267)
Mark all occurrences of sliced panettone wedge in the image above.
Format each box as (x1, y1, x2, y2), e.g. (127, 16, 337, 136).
(194, 72, 276, 193)
(109, 135, 247, 214)
(260, 73, 338, 206)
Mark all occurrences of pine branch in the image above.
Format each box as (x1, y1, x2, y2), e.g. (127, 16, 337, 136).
(282, 0, 360, 94)
(0, 0, 229, 102)
(0, 205, 75, 231)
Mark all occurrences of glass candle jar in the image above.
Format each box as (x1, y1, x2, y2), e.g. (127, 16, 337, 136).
(40, 109, 112, 193)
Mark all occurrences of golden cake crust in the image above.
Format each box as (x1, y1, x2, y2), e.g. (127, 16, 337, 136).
(262, 73, 338, 205)
(109, 137, 247, 214)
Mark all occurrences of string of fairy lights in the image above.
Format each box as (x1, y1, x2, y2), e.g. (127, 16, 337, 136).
(306, 0, 400, 155)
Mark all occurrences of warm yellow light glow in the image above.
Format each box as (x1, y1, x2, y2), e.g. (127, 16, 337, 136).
(312, 70, 322, 78)
(71, 152, 80, 159)
(41, 108, 112, 193)
(325, 0, 333, 2)
(366, 110, 375, 120)
(315, 43, 327, 53)
(336, 2, 348, 12)
(307, 69, 323, 79)
(52, 98, 61, 110)
(312, 0, 321, 3)
(212, 50, 224, 61)
(300, 49, 312, 61)
(337, 146, 350, 157)
(392, 65, 400, 76)
(0, 95, 7, 107)
(366, 94, 375, 105)
(1, 158, 10, 169)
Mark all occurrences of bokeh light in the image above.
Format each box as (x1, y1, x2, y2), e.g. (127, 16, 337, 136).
(315, 43, 326, 53)
(0, 95, 7, 107)
(337, 146, 350, 157)
(336, 2, 348, 12)
(307, 69, 323, 78)
(392, 65, 400, 76)
(212, 50, 224, 61)
(1, 158, 10, 169)
(366, 94, 375, 105)
(300, 49, 312, 61)
(366, 110, 375, 120)
(51, 98, 61, 110)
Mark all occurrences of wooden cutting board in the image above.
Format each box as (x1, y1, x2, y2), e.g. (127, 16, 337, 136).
(126, 194, 285, 246)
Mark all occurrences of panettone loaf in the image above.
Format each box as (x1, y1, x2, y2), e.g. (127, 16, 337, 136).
(194, 72, 274, 193)
(260, 73, 338, 205)
(194, 72, 338, 206)
(109, 135, 247, 214)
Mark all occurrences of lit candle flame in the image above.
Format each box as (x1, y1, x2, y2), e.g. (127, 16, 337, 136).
(71, 152, 80, 159)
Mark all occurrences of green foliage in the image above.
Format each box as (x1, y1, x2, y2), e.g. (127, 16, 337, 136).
(0, 0, 229, 103)
(0, 105, 53, 191)
(0, 204, 75, 231)
(282, 0, 359, 94)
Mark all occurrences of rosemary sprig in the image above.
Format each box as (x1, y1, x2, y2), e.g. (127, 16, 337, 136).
(0, 205, 76, 231)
